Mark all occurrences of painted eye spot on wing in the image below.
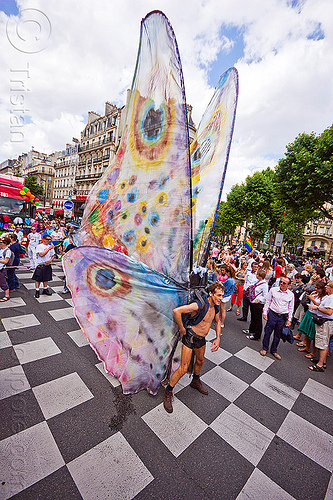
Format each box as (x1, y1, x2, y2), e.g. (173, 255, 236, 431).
(139, 202, 148, 216)
(92, 222, 104, 237)
(108, 168, 119, 185)
(89, 208, 100, 224)
(127, 188, 139, 203)
(103, 235, 115, 249)
(117, 180, 128, 194)
(87, 263, 131, 298)
(137, 235, 149, 253)
(120, 210, 130, 222)
(98, 189, 109, 204)
(156, 192, 167, 206)
(107, 209, 115, 225)
(123, 230, 136, 245)
(129, 175, 137, 186)
(114, 200, 122, 212)
(134, 213, 142, 225)
(149, 212, 159, 226)
(158, 174, 169, 188)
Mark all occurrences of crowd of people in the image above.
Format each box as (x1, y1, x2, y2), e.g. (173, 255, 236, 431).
(0, 216, 77, 301)
(207, 244, 333, 373)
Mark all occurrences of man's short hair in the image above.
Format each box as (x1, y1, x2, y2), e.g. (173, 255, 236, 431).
(10, 234, 18, 241)
(207, 282, 224, 294)
(252, 261, 259, 267)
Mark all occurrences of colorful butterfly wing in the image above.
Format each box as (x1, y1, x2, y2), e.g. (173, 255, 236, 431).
(191, 68, 239, 267)
(63, 246, 187, 395)
(76, 11, 191, 284)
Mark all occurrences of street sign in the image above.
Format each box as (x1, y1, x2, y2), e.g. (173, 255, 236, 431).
(274, 233, 284, 247)
(64, 208, 73, 218)
(64, 200, 74, 210)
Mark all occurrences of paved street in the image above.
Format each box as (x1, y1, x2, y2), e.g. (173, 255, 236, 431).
(0, 258, 332, 500)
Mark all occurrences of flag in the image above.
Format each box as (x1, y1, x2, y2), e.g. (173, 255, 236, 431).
(243, 238, 253, 252)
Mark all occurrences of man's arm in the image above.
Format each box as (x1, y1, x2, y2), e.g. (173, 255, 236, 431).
(211, 312, 221, 351)
(287, 293, 294, 325)
(263, 288, 273, 320)
(38, 245, 55, 257)
(173, 302, 199, 335)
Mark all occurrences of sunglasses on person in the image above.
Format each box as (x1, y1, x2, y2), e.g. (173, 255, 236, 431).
(280, 280, 289, 285)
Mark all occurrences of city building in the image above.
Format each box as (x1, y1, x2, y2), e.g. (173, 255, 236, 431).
(0, 159, 17, 175)
(73, 101, 124, 218)
(53, 140, 79, 210)
(15, 148, 60, 207)
(303, 206, 333, 259)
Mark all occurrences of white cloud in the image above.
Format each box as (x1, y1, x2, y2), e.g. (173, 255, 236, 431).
(0, 0, 332, 197)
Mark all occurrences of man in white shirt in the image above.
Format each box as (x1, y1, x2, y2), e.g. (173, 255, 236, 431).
(32, 234, 55, 298)
(14, 226, 23, 243)
(27, 227, 42, 269)
(244, 269, 269, 341)
(260, 276, 294, 359)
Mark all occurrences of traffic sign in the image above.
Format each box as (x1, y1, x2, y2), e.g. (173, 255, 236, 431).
(64, 200, 74, 210)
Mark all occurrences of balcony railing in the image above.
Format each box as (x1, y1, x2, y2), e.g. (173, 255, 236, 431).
(78, 137, 114, 152)
(75, 173, 102, 181)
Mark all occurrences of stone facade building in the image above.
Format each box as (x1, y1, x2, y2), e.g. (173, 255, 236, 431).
(53, 140, 79, 210)
(303, 206, 333, 259)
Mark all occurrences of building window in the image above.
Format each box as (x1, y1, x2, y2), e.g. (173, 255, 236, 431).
(311, 240, 316, 247)
(320, 242, 325, 249)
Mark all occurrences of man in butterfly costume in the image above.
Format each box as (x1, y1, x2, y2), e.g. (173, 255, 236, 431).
(164, 281, 224, 413)
(64, 11, 238, 397)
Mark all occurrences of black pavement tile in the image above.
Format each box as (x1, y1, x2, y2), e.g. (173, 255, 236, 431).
(176, 385, 229, 425)
(0, 390, 44, 440)
(234, 386, 289, 434)
(0, 346, 19, 370)
(134, 467, 206, 500)
(47, 393, 117, 463)
(200, 357, 216, 375)
(22, 352, 77, 388)
(220, 321, 251, 354)
(178, 428, 254, 500)
(11, 466, 81, 500)
(220, 355, 262, 385)
(130, 385, 164, 418)
(8, 326, 55, 345)
(258, 436, 331, 500)
(122, 413, 178, 478)
(292, 393, 333, 436)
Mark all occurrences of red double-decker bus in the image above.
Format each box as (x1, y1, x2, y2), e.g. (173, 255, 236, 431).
(0, 174, 36, 230)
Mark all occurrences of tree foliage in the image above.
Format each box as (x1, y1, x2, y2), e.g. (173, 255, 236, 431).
(275, 124, 333, 220)
(24, 175, 44, 198)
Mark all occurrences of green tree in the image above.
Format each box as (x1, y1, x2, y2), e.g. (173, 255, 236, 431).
(275, 124, 333, 220)
(24, 175, 44, 199)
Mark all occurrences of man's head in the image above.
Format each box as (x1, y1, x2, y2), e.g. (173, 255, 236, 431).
(31, 226, 37, 232)
(207, 282, 224, 305)
(251, 262, 259, 273)
(42, 235, 52, 244)
(279, 276, 291, 290)
(10, 234, 18, 242)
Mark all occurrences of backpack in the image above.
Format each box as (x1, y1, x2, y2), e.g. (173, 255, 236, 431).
(6, 249, 15, 267)
(245, 282, 261, 302)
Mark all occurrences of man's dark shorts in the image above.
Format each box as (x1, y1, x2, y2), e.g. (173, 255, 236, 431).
(182, 327, 206, 349)
(32, 264, 52, 282)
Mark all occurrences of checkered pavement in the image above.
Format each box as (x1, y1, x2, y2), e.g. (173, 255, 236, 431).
(0, 259, 332, 500)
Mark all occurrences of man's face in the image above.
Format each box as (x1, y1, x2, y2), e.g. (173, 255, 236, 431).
(279, 278, 290, 290)
(210, 290, 224, 305)
(252, 263, 259, 273)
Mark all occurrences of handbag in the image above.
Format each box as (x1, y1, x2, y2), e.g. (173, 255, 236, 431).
(312, 316, 328, 326)
(281, 326, 294, 344)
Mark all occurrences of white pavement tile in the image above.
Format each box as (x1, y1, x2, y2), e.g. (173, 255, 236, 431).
(2, 313, 40, 332)
(201, 366, 248, 402)
(51, 285, 67, 293)
(0, 297, 25, 309)
(68, 329, 89, 347)
(206, 328, 218, 341)
(68, 432, 153, 500)
(237, 468, 296, 500)
(95, 362, 120, 387)
(204, 346, 232, 365)
(33, 372, 93, 419)
(210, 404, 274, 466)
(15, 272, 34, 279)
(142, 398, 207, 457)
(0, 365, 30, 400)
(14, 337, 61, 364)
(22, 282, 36, 290)
(49, 307, 75, 321)
(36, 293, 63, 303)
(65, 298, 73, 306)
(277, 412, 333, 472)
(173, 374, 192, 394)
(325, 473, 333, 500)
(251, 373, 299, 410)
(0, 421, 65, 500)
(235, 346, 274, 371)
(0, 331, 12, 349)
(301, 378, 333, 411)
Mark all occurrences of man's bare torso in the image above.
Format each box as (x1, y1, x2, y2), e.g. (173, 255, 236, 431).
(190, 306, 216, 337)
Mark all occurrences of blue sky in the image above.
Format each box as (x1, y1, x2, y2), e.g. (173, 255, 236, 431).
(0, 0, 19, 16)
